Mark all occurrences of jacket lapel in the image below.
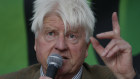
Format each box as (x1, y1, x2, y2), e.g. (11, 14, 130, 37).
(81, 65, 93, 79)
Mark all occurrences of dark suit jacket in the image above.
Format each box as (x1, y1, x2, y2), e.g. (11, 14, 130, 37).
(0, 63, 116, 79)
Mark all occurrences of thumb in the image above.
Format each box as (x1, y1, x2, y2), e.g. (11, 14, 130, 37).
(90, 37, 104, 56)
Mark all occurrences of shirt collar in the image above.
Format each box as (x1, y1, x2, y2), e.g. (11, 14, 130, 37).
(40, 66, 83, 79)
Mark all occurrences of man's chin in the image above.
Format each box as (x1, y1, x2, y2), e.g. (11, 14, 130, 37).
(57, 64, 69, 76)
(57, 65, 65, 74)
(57, 59, 70, 75)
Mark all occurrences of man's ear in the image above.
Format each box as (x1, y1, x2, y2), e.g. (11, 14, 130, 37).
(85, 41, 91, 58)
(34, 39, 37, 51)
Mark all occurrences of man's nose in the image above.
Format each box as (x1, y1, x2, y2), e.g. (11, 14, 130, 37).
(55, 35, 68, 51)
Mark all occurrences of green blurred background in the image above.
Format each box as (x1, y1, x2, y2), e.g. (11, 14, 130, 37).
(0, 0, 28, 75)
(0, 0, 140, 75)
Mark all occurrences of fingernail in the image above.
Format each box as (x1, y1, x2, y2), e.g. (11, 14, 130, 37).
(102, 49, 108, 56)
(96, 34, 101, 37)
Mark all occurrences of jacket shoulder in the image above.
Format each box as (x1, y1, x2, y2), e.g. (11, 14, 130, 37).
(0, 63, 41, 79)
(82, 63, 116, 79)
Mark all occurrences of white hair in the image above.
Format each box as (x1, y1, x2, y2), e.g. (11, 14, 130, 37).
(31, 0, 95, 43)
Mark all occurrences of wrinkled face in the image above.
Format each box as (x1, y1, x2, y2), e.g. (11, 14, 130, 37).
(34, 13, 89, 76)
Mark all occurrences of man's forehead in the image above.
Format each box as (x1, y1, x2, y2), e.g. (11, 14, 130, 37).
(43, 14, 63, 25)
(42, 25, 84, 33)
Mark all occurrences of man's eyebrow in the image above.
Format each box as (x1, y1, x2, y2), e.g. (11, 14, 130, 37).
(67, 27, 84, 33)
(66, 29, 78, 33)
(42, 26, 58, 31)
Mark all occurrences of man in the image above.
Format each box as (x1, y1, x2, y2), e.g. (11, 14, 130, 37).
(0, 0, 137, 79)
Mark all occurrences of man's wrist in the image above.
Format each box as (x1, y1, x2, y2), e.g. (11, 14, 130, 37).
(115, 69, 136, 79)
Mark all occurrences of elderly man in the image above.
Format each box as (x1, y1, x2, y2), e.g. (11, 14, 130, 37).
(0, 0, 137, 79)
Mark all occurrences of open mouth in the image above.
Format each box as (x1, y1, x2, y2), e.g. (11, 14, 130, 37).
(62, 56, 69, 60)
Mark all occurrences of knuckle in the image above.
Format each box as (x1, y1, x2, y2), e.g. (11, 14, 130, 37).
(116, 45, 120, 51)
(112, 39, 117, 44)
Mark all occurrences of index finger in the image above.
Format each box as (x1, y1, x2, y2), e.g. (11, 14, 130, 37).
(112, 12, 120, 36)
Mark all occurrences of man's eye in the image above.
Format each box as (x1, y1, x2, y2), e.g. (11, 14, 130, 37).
(68, 34, 77, 39)
(67, 33, 78, 44)
(48, 32, 54, 36)
(69, 34, 75, 38)
(44, 31, 56, 41)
